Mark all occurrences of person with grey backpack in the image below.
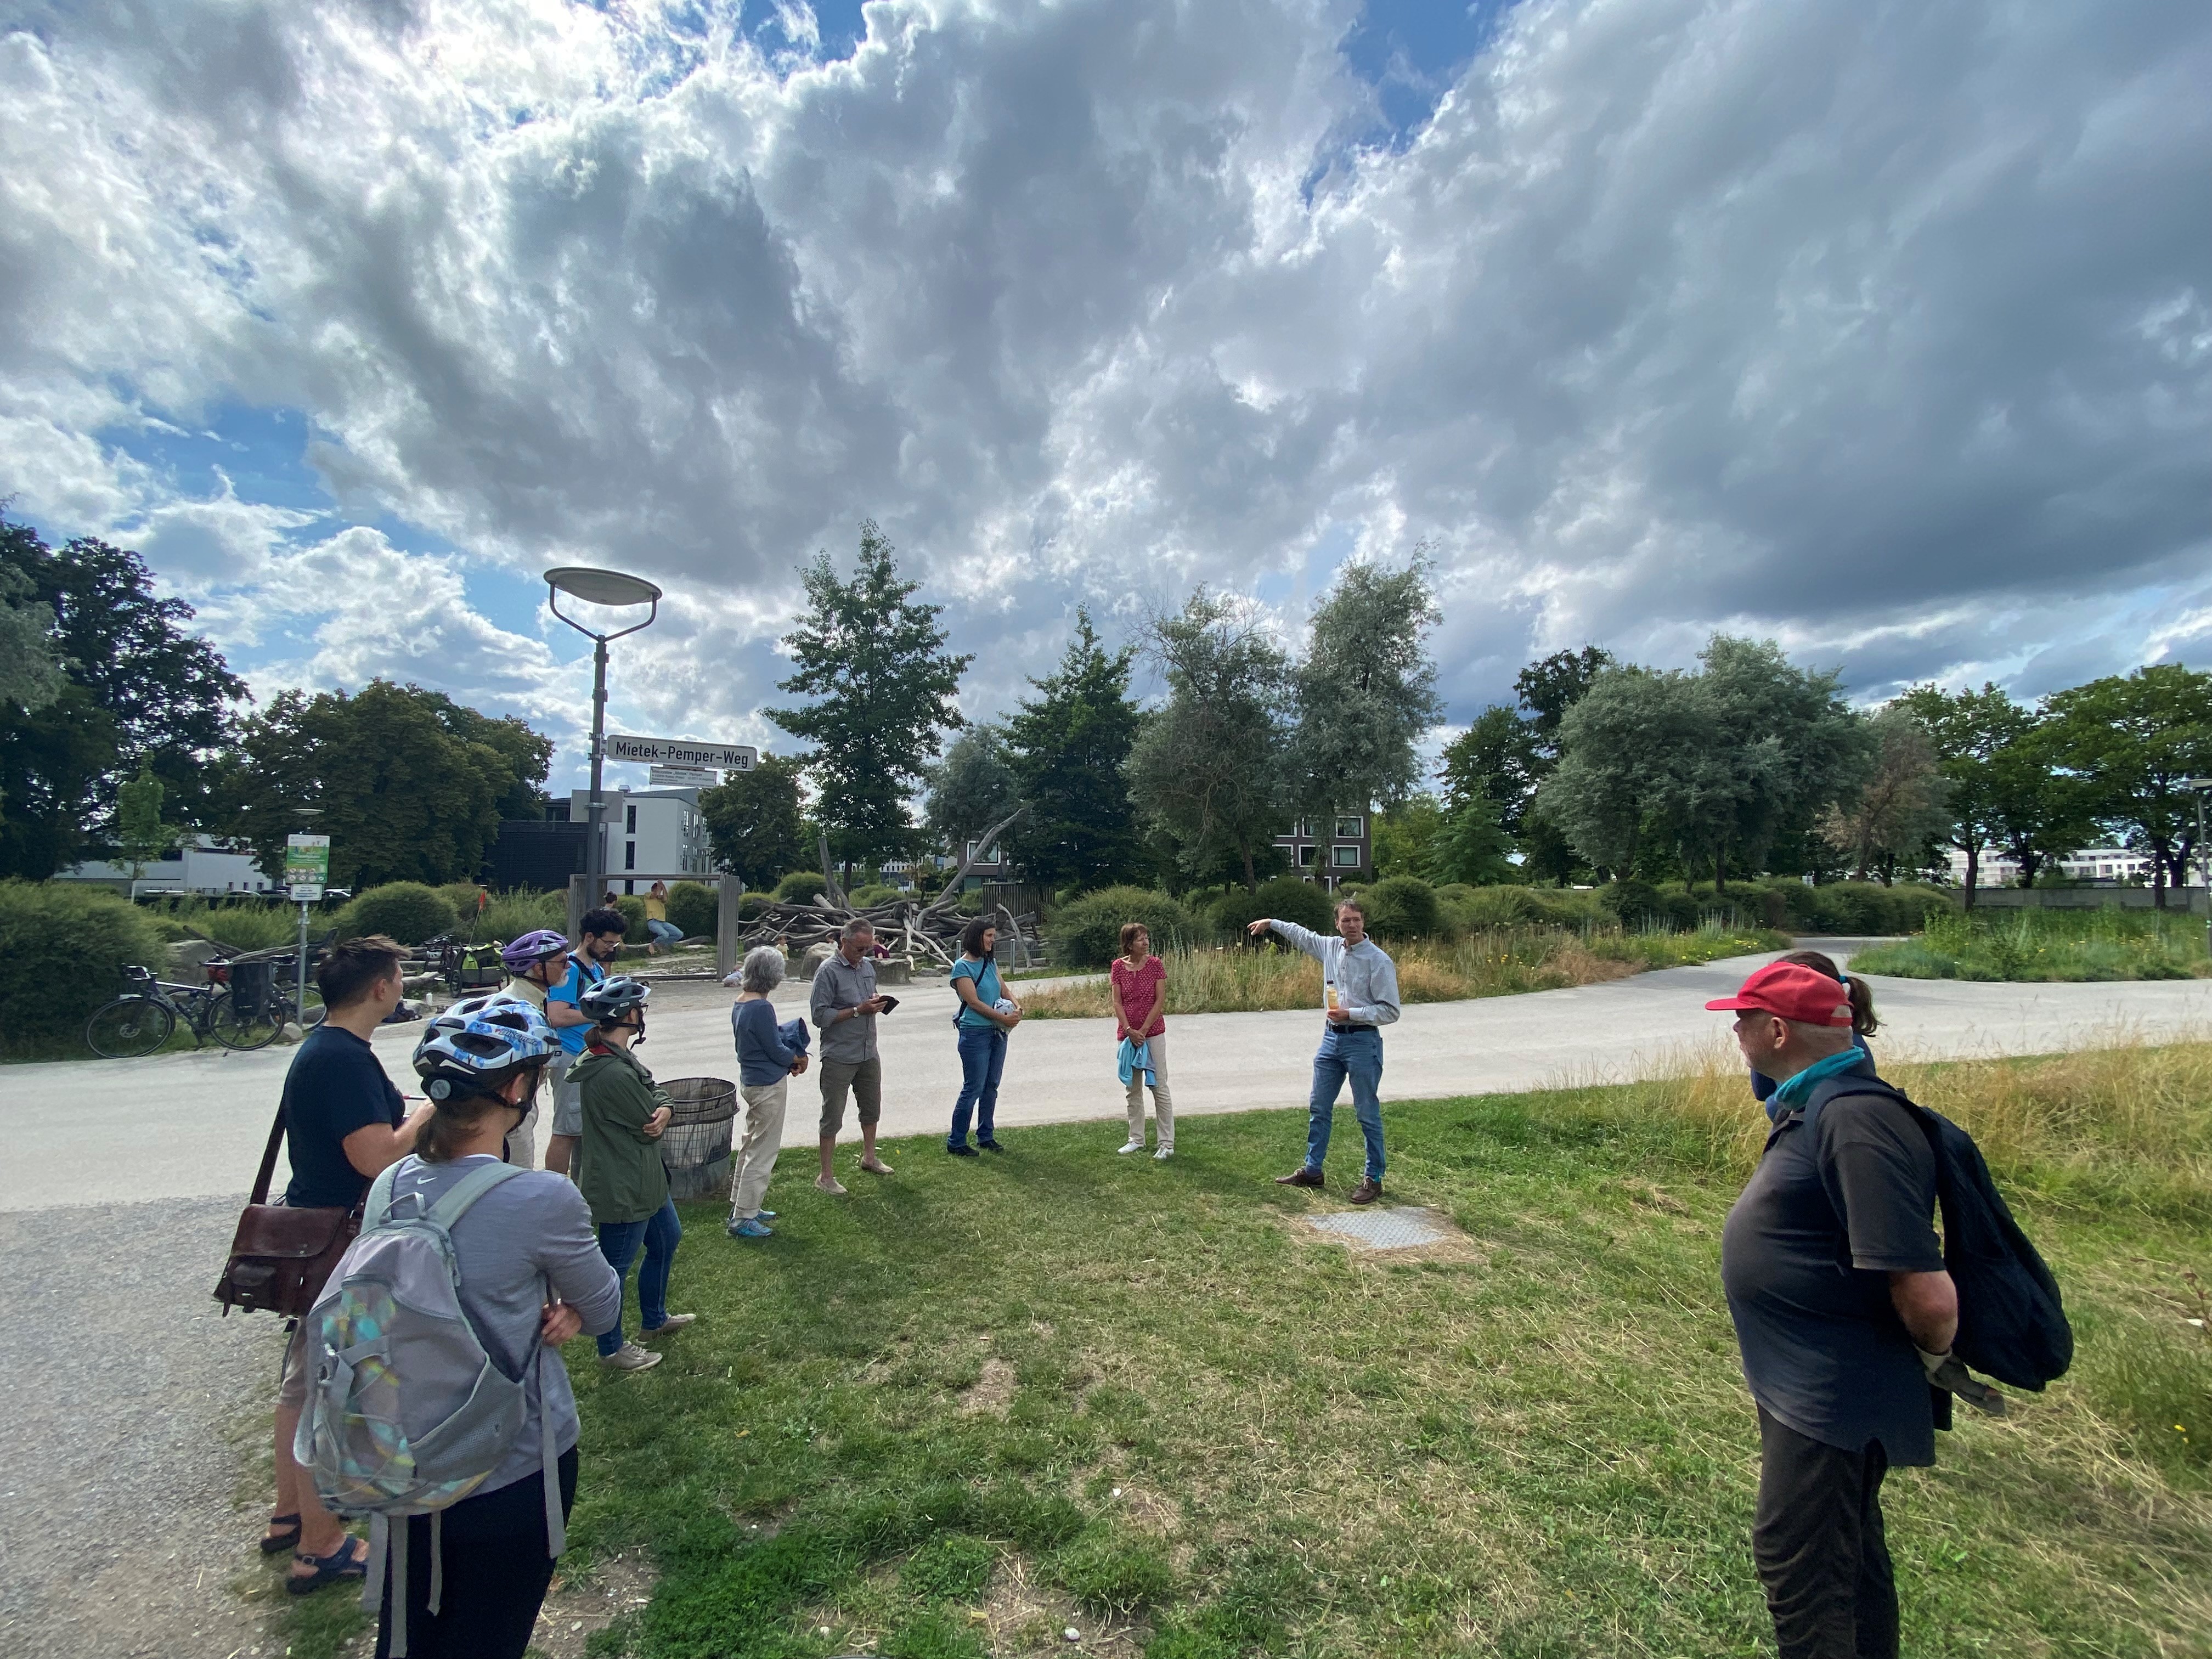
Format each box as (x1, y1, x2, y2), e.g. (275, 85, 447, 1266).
(295, 994, 620, 1657)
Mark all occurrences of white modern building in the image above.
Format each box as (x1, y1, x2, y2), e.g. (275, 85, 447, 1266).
(563, 786, 713, 889)
(1942, 844, 2160, 887)
(58, 834, 275, 896)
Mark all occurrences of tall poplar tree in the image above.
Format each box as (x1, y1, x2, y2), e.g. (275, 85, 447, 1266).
(766, 522, 971, 885)
(1290, 558, 1442, 827)
(1003, 611, 1146, 890)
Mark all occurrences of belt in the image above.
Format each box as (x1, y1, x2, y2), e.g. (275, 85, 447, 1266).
(1329, 1022, 1379, 1033)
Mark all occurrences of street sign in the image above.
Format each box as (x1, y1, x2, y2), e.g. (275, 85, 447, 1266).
(607, 735, 757, 771)
(284, 833, 331, 902)
(650, 765, 719, 787)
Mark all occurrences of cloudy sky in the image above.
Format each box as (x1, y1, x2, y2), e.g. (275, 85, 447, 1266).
(3, 0, 2207, 791)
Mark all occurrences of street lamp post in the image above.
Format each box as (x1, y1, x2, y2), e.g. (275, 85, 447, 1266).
(545, 567, 663, 916)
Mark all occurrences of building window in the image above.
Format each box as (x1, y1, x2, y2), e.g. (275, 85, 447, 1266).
(625, 804, 637, 833)
(1301, 845, 1321, 865)
(624, 841, 636, 870)
(1333, 844, 1361, 867)
(966, 840, 1000, 865)
(1334, 815, 1363, 840)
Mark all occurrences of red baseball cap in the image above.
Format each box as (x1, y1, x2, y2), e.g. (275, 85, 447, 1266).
(1705, 962, 1854, 1026)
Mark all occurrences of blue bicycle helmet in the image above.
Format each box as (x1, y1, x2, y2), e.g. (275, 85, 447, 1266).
(413, 992, 555, 1098)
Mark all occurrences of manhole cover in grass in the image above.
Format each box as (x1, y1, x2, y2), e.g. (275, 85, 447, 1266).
(1305, 1205, 1456, 1251)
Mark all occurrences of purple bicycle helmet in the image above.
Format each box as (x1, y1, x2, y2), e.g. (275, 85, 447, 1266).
(500, 929, 571, 973)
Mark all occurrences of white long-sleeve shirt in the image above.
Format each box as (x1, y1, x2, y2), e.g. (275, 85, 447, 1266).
(1265, 920, 1401, 1027)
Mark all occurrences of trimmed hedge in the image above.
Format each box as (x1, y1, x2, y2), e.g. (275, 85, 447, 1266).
(1208, 876, 1336, 939)
(774, 871, 828, 904)
(2, 881, 167, 1056)
(1357, 874, 1443, 940)
(336, 882, 458, 945)
(1049, 887, 1211, 969)
(667, 882, 719, 939)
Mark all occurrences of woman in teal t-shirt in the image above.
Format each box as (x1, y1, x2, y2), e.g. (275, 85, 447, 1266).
(946, 916, 1022, 1155)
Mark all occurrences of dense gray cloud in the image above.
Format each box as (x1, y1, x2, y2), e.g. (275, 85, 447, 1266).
(2, 0, 2206, 775)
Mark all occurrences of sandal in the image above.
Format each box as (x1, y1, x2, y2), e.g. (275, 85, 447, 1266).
(258, 1513, 302, 1555)
(287, 1536, 369, 1596)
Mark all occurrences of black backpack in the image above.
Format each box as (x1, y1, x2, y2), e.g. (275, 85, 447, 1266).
(1804, 1073, 2073, 1391)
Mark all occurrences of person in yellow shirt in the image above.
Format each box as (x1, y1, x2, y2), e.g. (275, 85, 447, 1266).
(644, 881, 683, 955)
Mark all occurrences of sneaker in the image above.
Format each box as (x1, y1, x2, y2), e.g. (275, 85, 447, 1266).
(1154, 1146, 1173, 1160)
(758, 1209, 777, 1220)
(1118, 1140, 1144, 1155)
(601, 1342, 662, 1373)
(815, 1174, 848, 1195)
(946, 1143, 980, 1158)
(727, 1216, 774, 1239)
(642, 1314, 697, 1336)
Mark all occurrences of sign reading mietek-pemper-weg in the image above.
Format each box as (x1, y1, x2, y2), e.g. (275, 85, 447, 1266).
(606, 735, 758, 772)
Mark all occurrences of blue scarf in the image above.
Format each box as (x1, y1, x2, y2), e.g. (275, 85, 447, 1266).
(1764, 1046, 1870, 1122)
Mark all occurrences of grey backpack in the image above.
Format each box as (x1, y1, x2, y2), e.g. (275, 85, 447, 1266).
(294, 1158, 565, 1655)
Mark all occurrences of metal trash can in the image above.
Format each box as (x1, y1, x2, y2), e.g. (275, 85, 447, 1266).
(659, 1077, 740, 1203)
(228, 959, 276, 1019)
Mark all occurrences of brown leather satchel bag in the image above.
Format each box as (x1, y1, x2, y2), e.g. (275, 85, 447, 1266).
(213, 1103, 360, 1318)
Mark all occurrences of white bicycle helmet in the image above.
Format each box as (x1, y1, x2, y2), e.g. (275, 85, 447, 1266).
(413, 992, 555, 1099)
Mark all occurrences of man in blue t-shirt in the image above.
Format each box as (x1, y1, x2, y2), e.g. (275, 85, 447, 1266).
(543, 906, 627, 1177)
(267, 935, 433, 1593)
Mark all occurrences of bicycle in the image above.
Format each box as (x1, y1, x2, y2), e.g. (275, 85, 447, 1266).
(84, 965, 325, 1058)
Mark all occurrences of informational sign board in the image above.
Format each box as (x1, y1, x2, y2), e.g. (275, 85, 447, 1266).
(284, 833, 331, 902)
(649, 765, 719, 788)
(607, 735, 757, 771)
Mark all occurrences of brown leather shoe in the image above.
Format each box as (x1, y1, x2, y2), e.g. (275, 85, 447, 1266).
(1274, 1166, 1323, 1189)
(1348, 1178, 1383, 1205)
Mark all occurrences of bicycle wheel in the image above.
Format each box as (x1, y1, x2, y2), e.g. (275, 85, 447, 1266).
(86, 996, 177, 1059)
(296, 986, 326, 1028)
(208, 989, 283, 1051)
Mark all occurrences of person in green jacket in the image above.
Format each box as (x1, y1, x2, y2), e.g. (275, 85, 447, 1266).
(571, 976, 695, 1374)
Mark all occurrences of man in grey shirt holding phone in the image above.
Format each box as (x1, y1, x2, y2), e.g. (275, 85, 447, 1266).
(810, 918, 896, 1193)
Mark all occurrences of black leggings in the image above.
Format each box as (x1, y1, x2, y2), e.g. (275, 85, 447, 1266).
(374, 1446, 580, 1659)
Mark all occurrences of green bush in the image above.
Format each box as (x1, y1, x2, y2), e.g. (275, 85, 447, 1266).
(436, 881, 488, 921)
(667, 881, 719, 939)
(1048, 887, 1210, 969)
(336, 882, 458, 945)
(1599, 878, 1663, 926)
(1771, 879, 1951, 935)
(1357, 874, 1442, 939)
(1208, 876, 1336, 938)
(850, 883, 907, 910)
(479, 888, 564, 944)
(774, 871, 828, 904)
(1, 881, 167, 1056)
(738, 893, 772, 922)
(611, 895, 648, 940)
(151, 896, 301, 952)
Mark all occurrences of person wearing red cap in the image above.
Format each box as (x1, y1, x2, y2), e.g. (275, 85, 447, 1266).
(1706, 961, 1966, 1659)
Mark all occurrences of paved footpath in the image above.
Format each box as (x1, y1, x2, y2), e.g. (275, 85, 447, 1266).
(2, 941, 2207, 1655)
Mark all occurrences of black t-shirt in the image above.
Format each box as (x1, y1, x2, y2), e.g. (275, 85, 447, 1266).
(280, 1024, 407, 1210)
(1720, 1059, 1945, 1465)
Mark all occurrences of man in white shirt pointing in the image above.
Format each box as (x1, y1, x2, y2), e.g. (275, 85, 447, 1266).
(1248, 894, 1401, 1204)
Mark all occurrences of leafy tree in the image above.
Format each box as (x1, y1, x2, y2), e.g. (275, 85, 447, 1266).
(1003, 611, 1148, 889)
(0, 518, 246, 877)
(1125, 589, 1292, 892)
(1985, 723, 2100, 890)
(114, 763, 180, 880)
(1816, 704, 1949, 883)
(923, 726, 1022, 857)
(0, 562, 61, 724)
(2041, 664, 2212, 906)
(1438, 648, 1612, 885)
(698, 754, 809, 888)
(1439, 706, 1542, 830)
(1372, 794, 1447, 881)
(1289, 557, 1443, 826)
(1536, 666, 1703, 879)
(1898, 682, 2033, 906)
(1426, 791, 1516, 886)
(766, 521, 970, 885)
(233, 680, 545, 887)
(1515, 646, 1617, 743)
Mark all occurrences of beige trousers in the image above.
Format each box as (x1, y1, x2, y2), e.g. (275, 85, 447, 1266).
(1125, 1029, 1174, 1148)
(730, 1078, 788, 1218)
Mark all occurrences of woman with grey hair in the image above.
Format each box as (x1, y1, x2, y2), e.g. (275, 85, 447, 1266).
(726, 945, 809, 1239)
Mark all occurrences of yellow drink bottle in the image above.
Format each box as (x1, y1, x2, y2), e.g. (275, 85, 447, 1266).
(1325, 980, 1340, 1012)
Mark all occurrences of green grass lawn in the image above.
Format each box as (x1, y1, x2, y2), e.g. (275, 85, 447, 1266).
(1853, 906, 2210, 982)
(274, 1045, 2212, 1659)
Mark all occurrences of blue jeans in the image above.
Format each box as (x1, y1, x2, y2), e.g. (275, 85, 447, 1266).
(595, 1197, 681, 1357)
(1305, 1026, 1385, 1182)
(949, 1023, 1007, 1147)
(646, 918, 683, 946)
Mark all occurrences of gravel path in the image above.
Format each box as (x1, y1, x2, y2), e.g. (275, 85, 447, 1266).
(0, 1196, 287, 1659)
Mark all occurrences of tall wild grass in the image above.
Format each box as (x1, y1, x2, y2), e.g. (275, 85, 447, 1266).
(1853, 905, 2210, 982)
